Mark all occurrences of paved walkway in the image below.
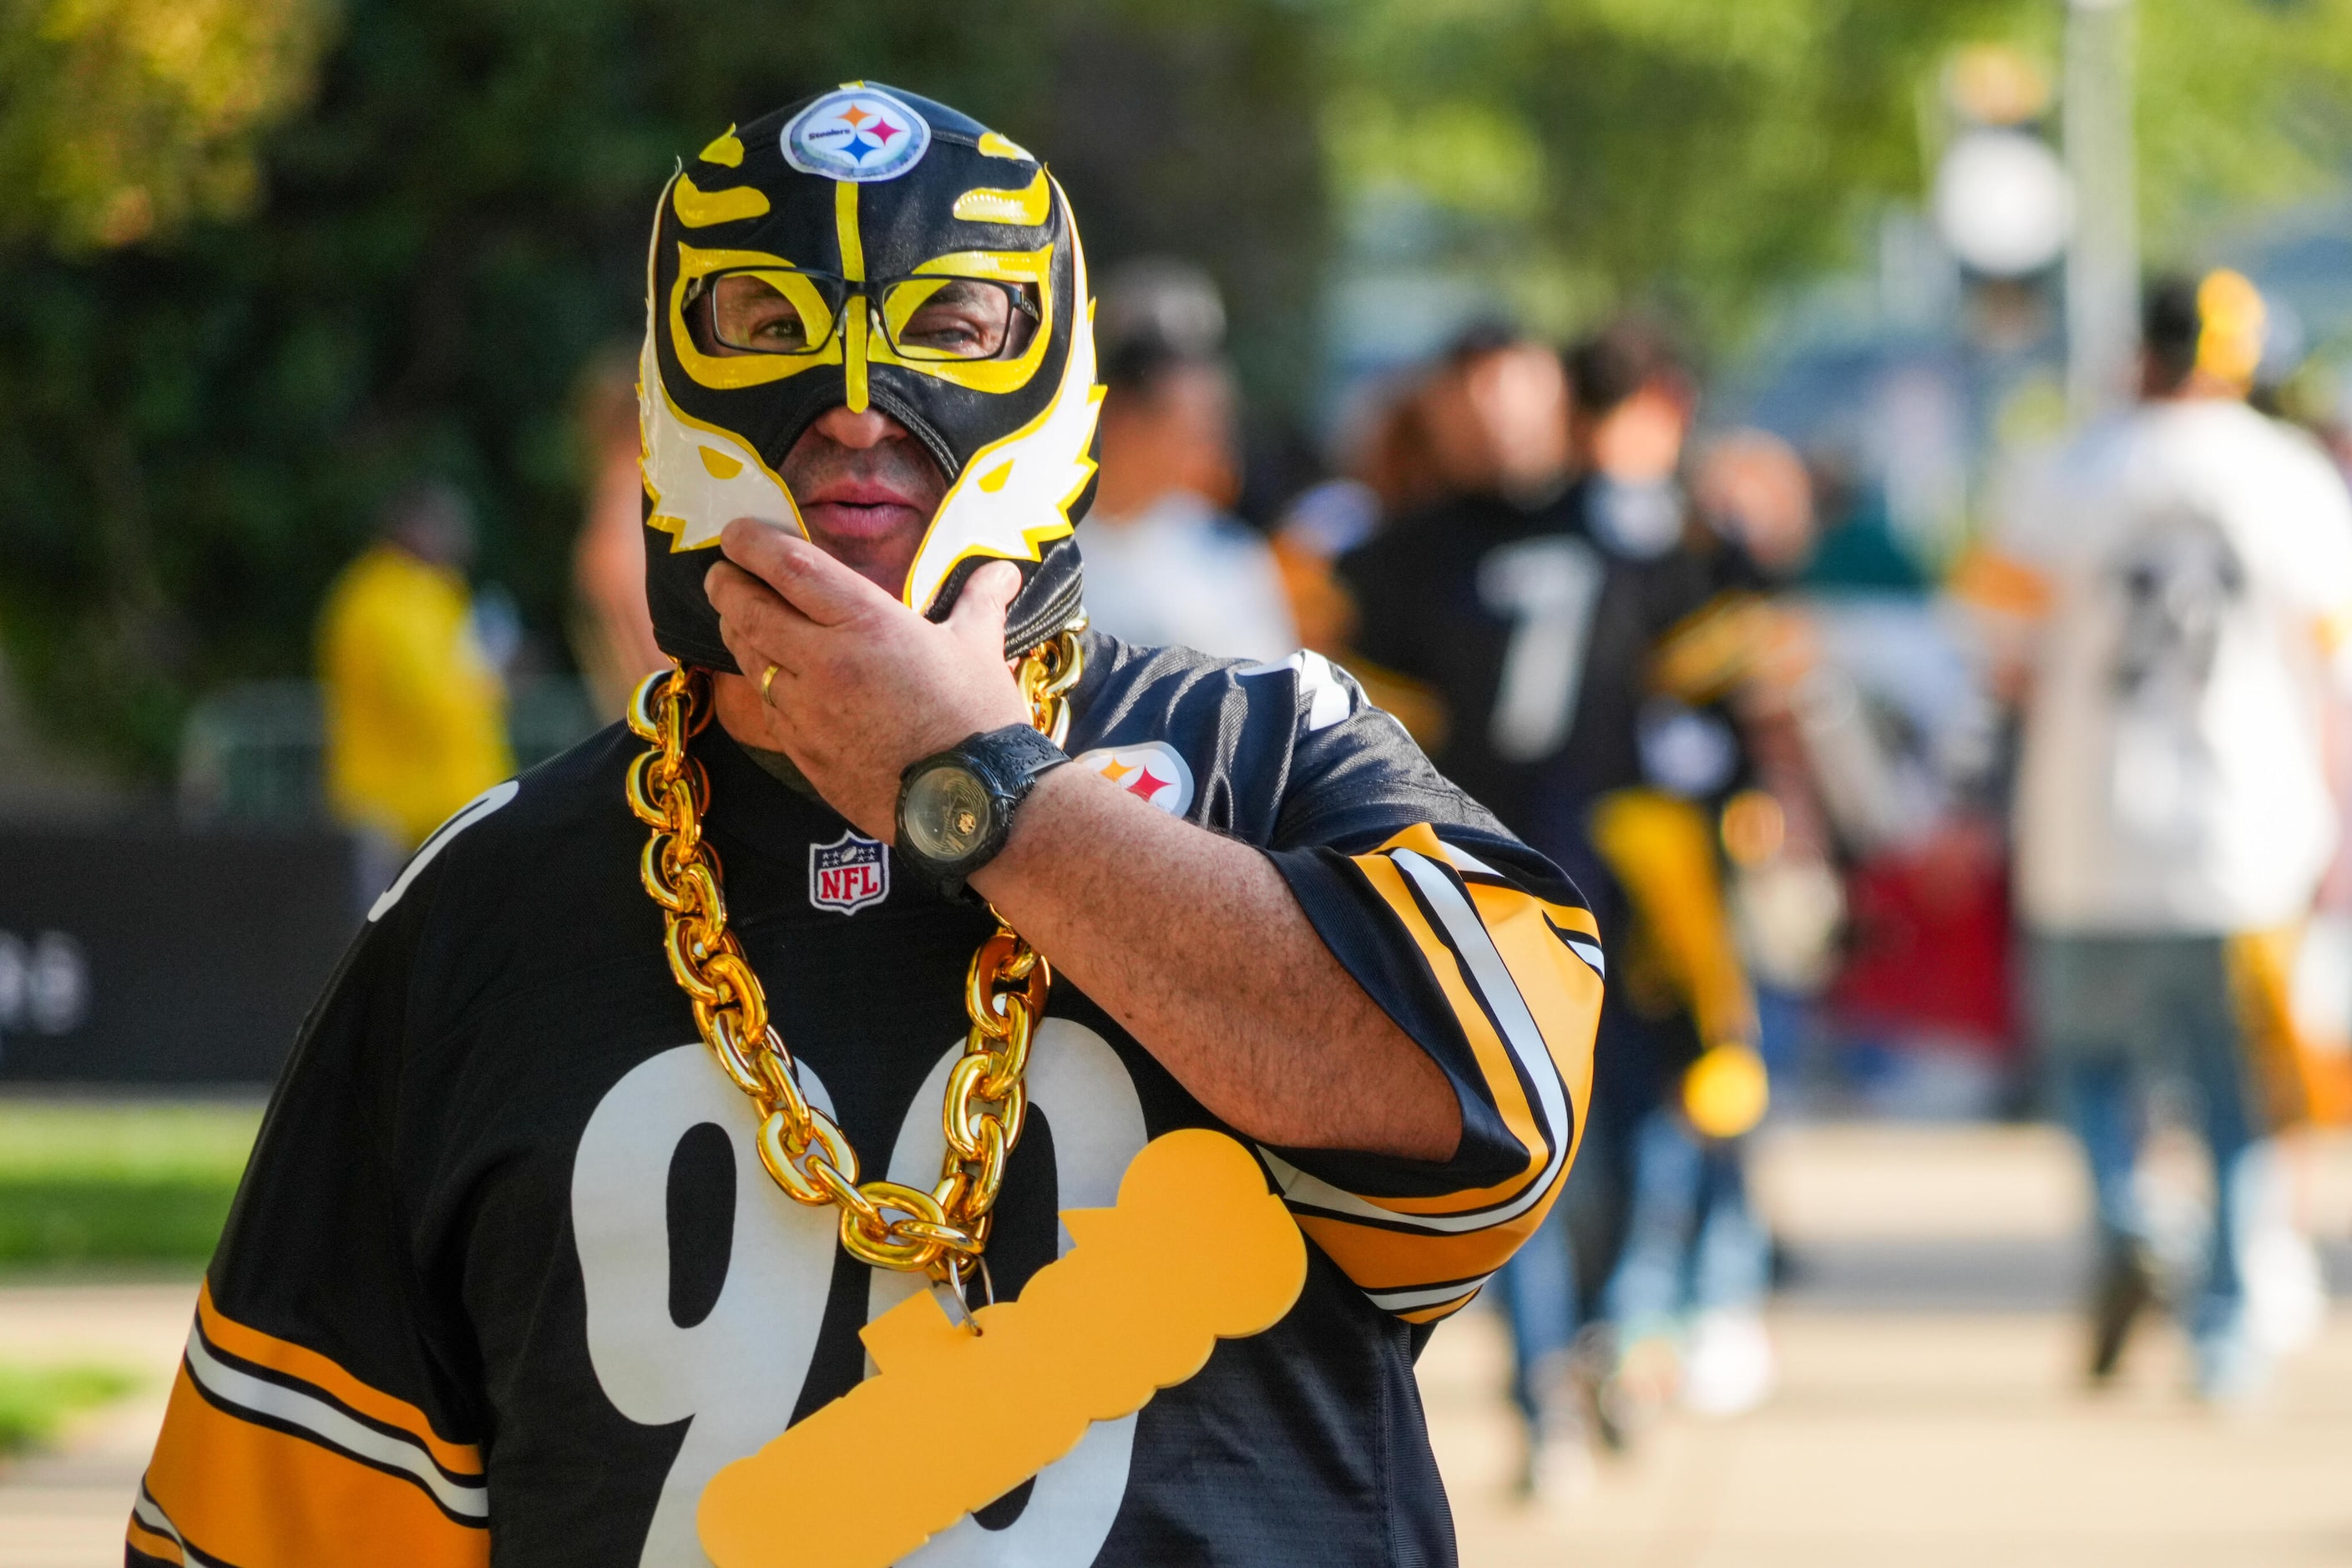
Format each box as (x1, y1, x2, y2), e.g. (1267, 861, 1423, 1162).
(0, 1282, 193, 1568)
(1425, 1304, 2352, 1567)
(4, 1126, 2349, 1566)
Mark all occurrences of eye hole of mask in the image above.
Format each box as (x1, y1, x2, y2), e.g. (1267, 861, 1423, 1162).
(692, 270, 847, 356)
(880, 276, 1040, 362)
(690, 270, 1039, 364)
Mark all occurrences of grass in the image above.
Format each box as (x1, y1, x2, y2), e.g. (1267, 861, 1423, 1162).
(0, 1101, 262, 1268)
(0, 1363, 141, 1453)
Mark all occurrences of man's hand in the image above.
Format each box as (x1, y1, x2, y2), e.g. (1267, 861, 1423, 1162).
(705, 518, 1028, 837)
(705, 513, 1460, 1162)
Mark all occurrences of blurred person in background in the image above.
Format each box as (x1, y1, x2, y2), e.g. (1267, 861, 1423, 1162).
(1338, 320, 1784, 1491)
(1267, 357, 1498, 732)
(1079, 259, 1297, 661)
(1691, 431, 1846, 1078)
(318, 481, 513, 866)
(1333, 324, 1575, 765)
(1960, 271, 2352, 1404)
(571, 347, 669, 716)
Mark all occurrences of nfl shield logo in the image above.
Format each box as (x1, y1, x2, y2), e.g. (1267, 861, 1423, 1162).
(808, 829, 890, 915)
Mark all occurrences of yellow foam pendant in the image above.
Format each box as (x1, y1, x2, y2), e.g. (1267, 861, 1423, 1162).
(698, 1129, 1306, 1568)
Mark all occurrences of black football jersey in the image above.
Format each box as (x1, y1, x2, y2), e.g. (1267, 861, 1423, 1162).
(129, 634, 1603, 1568)
(1338, 478, 1749, 885)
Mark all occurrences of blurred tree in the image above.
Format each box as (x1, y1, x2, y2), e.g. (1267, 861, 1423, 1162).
(1321, 0, 2024, 336)
(0, 0, 334, 250)
(8, 0, 2351, 780)
(1321, 0, 2352, 336)
(0, 0, 1323, 777)
(2123, 0, 2352, 252)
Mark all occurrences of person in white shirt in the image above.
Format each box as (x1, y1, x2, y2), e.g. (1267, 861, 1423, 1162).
(1079, 295, 1299, 664)
(1964, 271, 2352, 1401)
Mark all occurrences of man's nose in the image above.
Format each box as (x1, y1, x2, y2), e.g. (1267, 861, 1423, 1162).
(807, 405, 902, 450)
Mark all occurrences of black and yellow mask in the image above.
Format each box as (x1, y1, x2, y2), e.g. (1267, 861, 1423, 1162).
(639, 83, 1100, 669)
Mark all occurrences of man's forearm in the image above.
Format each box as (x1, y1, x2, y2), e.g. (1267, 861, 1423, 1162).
(969, 767, 1462, 1162)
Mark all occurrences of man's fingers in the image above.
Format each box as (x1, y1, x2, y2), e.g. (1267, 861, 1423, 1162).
(706, 559, 814, 675)
(945, 559, 1022, 650)
(720, 518, 897, 626)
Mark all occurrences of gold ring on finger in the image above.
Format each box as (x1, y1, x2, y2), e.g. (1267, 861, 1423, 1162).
(759, 662, 782, 705)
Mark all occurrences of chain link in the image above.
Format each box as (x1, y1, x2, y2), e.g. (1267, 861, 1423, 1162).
(627, 625, 1085, 1280)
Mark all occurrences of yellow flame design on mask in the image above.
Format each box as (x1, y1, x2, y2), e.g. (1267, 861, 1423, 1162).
(952, 171, 1051, 227)
(898, 180, 1100, 615)
(698, 126, 745, 168)
(977, 129, 1035, 162)
(674, 173, 770, 228)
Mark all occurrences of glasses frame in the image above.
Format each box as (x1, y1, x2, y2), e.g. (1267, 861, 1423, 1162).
(688, 267, 1044, 363)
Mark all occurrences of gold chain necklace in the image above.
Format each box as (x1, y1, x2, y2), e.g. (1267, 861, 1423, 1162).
(625, 626, 1085, 1282)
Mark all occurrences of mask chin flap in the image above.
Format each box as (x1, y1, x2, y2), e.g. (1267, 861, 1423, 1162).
(926, 539, 1085, 659)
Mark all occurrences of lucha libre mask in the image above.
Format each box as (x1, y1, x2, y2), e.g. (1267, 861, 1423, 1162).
(638, 83, 1100, 670)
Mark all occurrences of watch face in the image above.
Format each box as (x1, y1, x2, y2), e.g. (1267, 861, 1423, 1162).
(903, 763, 995, 864)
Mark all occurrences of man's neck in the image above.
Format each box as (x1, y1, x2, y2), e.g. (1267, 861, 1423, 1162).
(731, 732, 823, 799)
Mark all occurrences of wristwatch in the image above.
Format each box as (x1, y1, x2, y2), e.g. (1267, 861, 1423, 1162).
(895, 725, 1070, 898)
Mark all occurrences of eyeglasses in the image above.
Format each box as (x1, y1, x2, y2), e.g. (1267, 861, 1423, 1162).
(687, 268, 1042, 362)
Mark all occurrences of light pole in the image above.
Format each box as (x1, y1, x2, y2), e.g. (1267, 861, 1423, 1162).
(2065, 0, 2139, 420)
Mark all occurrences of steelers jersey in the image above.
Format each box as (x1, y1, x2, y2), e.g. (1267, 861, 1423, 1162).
(1336, 478, 1748, 878)
(127, 632, 1603, 1568)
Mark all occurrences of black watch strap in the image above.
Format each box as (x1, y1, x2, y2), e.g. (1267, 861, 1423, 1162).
(963, 723, 1071, 797)
(895, 724, 1069, 898)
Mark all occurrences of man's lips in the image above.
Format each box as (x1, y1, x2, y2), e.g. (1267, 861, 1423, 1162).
(800, 498, 926, 543)
(807, 479, 922, 508)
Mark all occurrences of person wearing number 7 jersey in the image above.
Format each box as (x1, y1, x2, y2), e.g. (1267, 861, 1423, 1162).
(1336, 318, 1783, 1485)
(129, 84, 1604, 1568)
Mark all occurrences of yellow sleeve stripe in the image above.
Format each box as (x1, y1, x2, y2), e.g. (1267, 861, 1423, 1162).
(1352, 852, 1551, 1211)
(1396, 1297, 1479, 1325)
(124, 1511, 184, 1564)
(139, 1360, 489, 1568)
(1414, 831, 1601, 941)
(195, 1282, 482, 1479)
(1295, 1181, 1560, 1294)
(1469, 877, 1600, 1149)
(1267, 822, 1598, 1312)
(1271, 847, 1584, 1226)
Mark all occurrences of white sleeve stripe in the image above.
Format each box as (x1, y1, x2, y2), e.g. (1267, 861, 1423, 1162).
(1364, 1276, 1493, 1313)
(131, 1489, 205, 1565)
(1237, 649, 1354, 731)
(1262, 849, 1573, 1234)
(182, 1327, 489, 1520)
(1436, 841, 1500, 878)
(367, 779, 519, 922)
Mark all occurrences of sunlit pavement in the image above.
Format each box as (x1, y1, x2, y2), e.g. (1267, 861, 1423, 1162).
(3, 1126, 2349, 1568)
(0, 1282, 191, 1568)
(1427, 1125, 2352, 1568)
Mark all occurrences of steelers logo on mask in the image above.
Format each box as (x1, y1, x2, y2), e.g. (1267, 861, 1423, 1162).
(781, 88, 933, 183)
(637, 83, 1100, 671)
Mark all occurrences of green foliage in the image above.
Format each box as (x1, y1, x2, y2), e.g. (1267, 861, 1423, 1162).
(2133, 0, 2352, 256)
(7, 0, 2351, 776)
(0, 0, 1324, 776)
(1320, 0, 2026, 336)
(0, 0, 334, 250)
(0, 1362, 139, 1452)
(0, 1101, 260, 1266)
(1319, 0, 2352, 336)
